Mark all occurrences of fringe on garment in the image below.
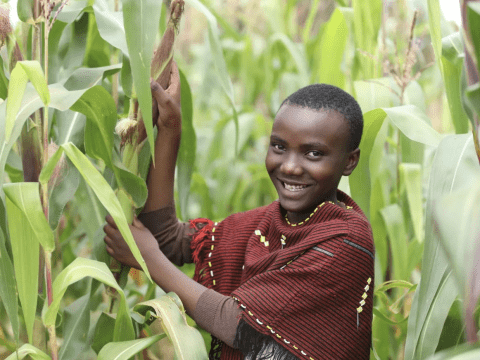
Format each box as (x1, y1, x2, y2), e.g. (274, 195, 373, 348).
(189, 218, 214, 286)
(233, 319, 300, 360)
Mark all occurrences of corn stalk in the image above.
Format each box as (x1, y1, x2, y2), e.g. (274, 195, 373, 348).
(108, 0, 185, 311)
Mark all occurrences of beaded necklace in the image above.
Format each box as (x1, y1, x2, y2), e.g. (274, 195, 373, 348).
(284, 200, 351, 226)
(284, 202, 328, 226)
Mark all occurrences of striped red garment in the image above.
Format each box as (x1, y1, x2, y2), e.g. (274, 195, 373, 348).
(190, 190, 374, 360)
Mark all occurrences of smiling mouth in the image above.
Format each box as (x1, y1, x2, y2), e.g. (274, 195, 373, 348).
(282, 181, 310, 192)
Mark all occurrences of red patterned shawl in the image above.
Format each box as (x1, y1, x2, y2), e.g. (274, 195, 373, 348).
(190, 191, 374, 360)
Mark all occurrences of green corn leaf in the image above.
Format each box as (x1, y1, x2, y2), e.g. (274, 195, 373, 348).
(18, 62, 50, 106)
(0, 83, 99, 195)
(352, 0, 382, 79)
(113, 155, 148, 209)
(62, 64, 122, 91)
(120, 55, 133, 98)
(70, 86, 117, 168)
(191, 172, 214, 220)
(133, 294, 208, 359)
(465, 83, 480, 126)
(411, 270, 458, 360)
(399, 163, 424, 243)
(0, 56, 9, 100)
(349, 108, 386, 218)
(373, 308, 409, 325)
(43, 257, 135, 342)
(424, 343, 480, 360)
(380, 204, 409, 282)
(315, 8, 347, 88)
(354, 78, 396, 112)
(350, 105, 441, 219)
(0, 227, 19, 344)
(84, 12, 111, 68)
(59, 289, 91, 360)
(48, 21, 70, 85)
(62, 16, 89, 72)
(92, 312, 116, 354)
(97, 334, 166, 360)
(269, 33, 309, 85)
(55, 1, 88, 24)
(5, 64, 29, 143)
(177, 69, 196, 219)
(3, 183, 54, 252)
(121, 0, 162, 161)
(433, 175, 480, 338)
(5, 61, 50, 143)
(60, 143, 151, 280)
(370, 175, 388, 276)
(302, 0, 320, 43)
(93, 0, 129, 55)
(375, 280, 416, 293)
(427, 0, 442, 67)
(467, 3, 480, 78)
(333, 0, 347, 6)
(4, 189, 39, 343)
(185, 0, 239, 153)
(428, 1, 470, 134)
(17, 0, 35, 23)
(441, 32, 470, 134)
(39, 146, 64, 187)
(404, 134, 478, 360)
(56, 110, 86, 147)
(5, 344, 51, 360)
(47, 158, 81, 230)
(383, 106, 442, 148)
(116, 187, 134, 224)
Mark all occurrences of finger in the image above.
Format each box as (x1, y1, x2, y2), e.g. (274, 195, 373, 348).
(152, 97, 159, 124)
(166, 61, 181, 104)
(104, 235, 113, 245)
(150, 79, 169, 108)
(103, 224, 121, 241)
(105, 245, 114, 256)
(105, 215, 118, 229)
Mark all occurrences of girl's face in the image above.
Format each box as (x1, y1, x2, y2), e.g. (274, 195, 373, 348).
(265, 104, 359, 222)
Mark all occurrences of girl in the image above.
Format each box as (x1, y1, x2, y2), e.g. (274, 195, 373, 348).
(104, 62, 374, 360)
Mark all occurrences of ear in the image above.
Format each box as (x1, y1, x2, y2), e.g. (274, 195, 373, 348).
(343, 148, 360, 176)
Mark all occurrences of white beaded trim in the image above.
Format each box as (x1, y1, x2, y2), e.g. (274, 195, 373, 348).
(207, 222, 218, 286)
(232, 297, 316, 359)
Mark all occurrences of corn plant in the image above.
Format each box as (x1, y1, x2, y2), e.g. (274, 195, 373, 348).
(0, 0, 207, 358)
(1, 0, 480, 359)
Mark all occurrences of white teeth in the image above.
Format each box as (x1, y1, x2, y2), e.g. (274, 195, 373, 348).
(284, 183, 308, 191)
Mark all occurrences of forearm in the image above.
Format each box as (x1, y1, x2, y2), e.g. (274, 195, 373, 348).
(138, 204, 194, 266)
(143, 129, 181, 212)
(144, 247, 206, 317)
(144, 250, 241, 348)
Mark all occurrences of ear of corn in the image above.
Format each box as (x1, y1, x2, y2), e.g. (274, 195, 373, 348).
(108, 0, 185, 299)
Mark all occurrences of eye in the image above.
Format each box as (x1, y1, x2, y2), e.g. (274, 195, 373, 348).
(306, 150, 323, 158)
(271, 142, 286, 152)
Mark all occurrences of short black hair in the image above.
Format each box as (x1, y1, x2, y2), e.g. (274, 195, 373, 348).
(281, 84, 363, 151)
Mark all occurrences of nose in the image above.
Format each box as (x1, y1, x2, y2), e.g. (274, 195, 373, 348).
(280, 153, 303, 176)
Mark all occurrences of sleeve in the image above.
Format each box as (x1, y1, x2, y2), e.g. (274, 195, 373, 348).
(137, 204, 196, 266)
(193, 289, 241, 348)
(193, 290, 299, 359)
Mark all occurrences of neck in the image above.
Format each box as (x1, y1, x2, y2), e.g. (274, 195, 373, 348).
(285, 194, 346, 224)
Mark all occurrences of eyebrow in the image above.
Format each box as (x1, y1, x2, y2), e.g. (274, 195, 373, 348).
(270, 135, 286, 143)
(270, 135, 328, 149)
(302, 142, 326, 148)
